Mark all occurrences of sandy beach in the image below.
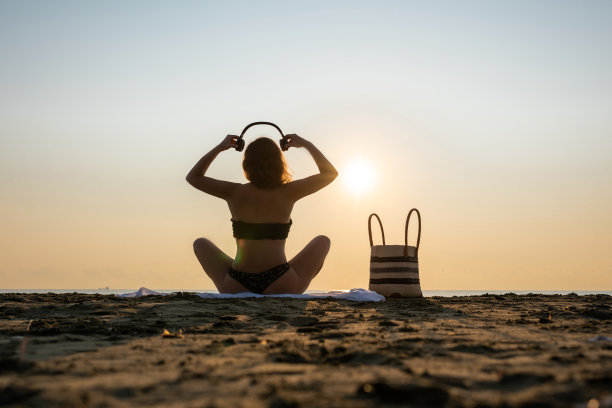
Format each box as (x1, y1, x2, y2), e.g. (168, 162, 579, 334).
(1, 293, 611, 407)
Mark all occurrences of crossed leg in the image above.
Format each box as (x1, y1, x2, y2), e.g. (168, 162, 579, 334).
(192, 238, 233, 292)
(194, 235, 331, 294)
(286, 235, 331, 293)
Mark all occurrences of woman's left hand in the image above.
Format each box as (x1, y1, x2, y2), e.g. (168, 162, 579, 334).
(284, 134, 309, 149)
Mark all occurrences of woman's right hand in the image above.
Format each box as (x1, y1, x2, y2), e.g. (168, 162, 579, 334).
(284, 134, 310, 149)
(218, 135, 239, 151)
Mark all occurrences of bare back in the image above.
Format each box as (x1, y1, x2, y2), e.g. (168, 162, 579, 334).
(226, 183, 294, 272)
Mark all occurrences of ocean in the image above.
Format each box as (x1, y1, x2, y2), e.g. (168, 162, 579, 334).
(1, 289, 610, 297)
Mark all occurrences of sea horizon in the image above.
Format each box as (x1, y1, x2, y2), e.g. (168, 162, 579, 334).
(1, 288, 610, 297)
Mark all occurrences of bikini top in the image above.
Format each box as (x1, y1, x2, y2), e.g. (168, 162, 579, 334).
(231, 219, 292, 240)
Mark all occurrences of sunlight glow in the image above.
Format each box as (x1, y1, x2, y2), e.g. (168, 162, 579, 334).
(341, 158, 376, 196)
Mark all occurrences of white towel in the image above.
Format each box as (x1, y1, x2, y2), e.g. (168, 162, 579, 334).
(119, 287, 384, 302)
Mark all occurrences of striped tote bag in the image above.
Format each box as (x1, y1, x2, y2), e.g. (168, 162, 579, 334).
(368, 209, 422, 297)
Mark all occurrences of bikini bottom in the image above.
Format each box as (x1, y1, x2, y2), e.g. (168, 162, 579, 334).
(228, 262, 291, 294)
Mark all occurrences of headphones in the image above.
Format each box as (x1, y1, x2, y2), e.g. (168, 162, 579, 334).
(235, 121, 289, 152)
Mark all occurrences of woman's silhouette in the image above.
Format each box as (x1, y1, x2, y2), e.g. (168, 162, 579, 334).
(186, 133, 338, 294)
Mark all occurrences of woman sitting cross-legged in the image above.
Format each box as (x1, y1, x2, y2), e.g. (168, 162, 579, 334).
(186, 133, 338, 294)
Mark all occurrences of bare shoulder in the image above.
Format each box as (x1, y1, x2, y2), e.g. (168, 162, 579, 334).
(186, 175, 241, 200)
(282, 173, 336, 201)
(226, 182, 250, 200)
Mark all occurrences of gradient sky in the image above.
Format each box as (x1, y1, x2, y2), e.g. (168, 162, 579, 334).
(1, 1, 611, 290)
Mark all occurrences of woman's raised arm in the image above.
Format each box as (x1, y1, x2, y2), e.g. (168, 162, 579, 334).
(186, 135, 240, 200)
(284, 134, 338, 201)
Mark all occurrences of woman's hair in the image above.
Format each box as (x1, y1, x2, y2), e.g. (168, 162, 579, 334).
(242, 137, 291, 189)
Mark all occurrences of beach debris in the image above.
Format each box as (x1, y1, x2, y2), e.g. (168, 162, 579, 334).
(0, 320, 34, 373)
(288, 316, 319, 327)
(587, 335, 612, 342)
(271, 351, 309, 364)
(582, 308, 612, 320)
(0, 384, 40, 404)
(587, 398, 599, 408)
(357, 382, 449, 405)
(161, 329, 184, 339)
(296, 327, 320, 334)
(18, 319, 33, 360)
(221, 337, 236, 346)
(268, 397, 299, 408)
(539, 313, 553, 323)
(589, 395, 612, 408)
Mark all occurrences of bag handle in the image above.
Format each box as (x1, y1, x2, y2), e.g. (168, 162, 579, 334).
(404, 208, 421, 256)
(368, 213, 385, 247)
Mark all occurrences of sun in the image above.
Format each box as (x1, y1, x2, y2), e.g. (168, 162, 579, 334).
(341, 158, 376, 196)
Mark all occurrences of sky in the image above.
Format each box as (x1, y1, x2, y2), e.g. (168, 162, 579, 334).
(1, 1, 611, 290)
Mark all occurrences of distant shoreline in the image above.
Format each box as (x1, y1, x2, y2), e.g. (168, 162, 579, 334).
(1, 289, 611, 297)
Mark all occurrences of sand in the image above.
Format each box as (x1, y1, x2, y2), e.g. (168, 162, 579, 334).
(1, 293, 611, 407)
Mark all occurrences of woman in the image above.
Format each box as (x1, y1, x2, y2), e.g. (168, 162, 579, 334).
(186, 133, 338, 294)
